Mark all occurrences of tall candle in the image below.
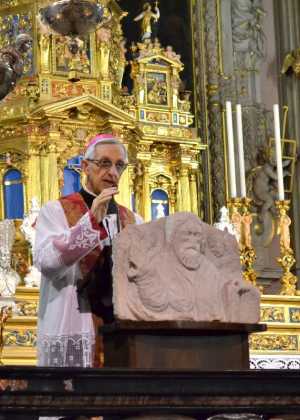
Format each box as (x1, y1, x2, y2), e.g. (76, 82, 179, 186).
(273, 104, 285, 200)
(236, 104, 246, 197)
(225, 101, 237, 198)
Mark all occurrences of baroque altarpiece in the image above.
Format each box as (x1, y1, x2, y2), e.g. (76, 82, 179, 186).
(0, 0, 206, 365)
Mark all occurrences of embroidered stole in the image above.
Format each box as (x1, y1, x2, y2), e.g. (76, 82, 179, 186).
(59, 192, 135, 366)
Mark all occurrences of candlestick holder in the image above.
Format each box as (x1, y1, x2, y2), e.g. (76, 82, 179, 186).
(239, 197, 257, 287)
(227, 197, 258, 287)
(275, 200, 297, 295)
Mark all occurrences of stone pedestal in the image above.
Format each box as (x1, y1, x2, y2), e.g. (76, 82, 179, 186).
(102, 321, 266, 370)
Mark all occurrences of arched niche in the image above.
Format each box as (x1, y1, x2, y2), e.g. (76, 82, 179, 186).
(3, 169, 24, 219)
(151, 188, 169, 220)
(62, 156, 83, 196)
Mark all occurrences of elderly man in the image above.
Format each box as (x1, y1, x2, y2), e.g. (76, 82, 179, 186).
(34, 133, 141, 372)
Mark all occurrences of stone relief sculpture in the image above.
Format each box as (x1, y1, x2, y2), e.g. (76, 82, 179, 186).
(0, 220, 20, 298)
(231, 0, 266, 69)
(113, 213, 260, 323)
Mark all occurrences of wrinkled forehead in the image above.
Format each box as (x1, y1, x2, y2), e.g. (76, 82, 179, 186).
(93, 143, 126, 160)
(172, 219, 203, 239)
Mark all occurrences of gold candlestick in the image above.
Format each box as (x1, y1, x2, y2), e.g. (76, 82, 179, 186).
(227, 197, 258, 287)
(240, 197, 257, 286)
(275, 200, 297, 295)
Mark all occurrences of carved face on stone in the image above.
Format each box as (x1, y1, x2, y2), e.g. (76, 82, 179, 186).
(172, 219, 204, 270)
(207, 232, 225, 258)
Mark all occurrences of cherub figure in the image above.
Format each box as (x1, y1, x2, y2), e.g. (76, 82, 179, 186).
(134, 2, 160, 42)
(248, 147, 290, 222)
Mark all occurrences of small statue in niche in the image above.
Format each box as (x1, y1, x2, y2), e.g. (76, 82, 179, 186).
(113, 213, 260, 323)
(0, 33, 32, 101)
(133, 2, 160, 43)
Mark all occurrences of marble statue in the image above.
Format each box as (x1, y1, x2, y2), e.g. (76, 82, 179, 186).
(113, 212, 260, 323)
(214, 206, 238, 239)
(0, 220, 20, 298)
(20, 197, 41, 288)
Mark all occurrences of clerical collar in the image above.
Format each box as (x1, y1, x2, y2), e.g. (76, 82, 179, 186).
(79, 186, 96, 209)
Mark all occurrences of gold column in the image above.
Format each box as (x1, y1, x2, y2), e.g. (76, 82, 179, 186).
(48, 144, 60, 200)
(27, 148, 42, 207)
(117, 165, 131, 209)
(40, 151, 50, 205)
(169, 185, 176, 215)
(190, 172, 198, 216)
(0, 169, 4, 219)
(178, 167, 191, 212)
(142, 162, 151, 221)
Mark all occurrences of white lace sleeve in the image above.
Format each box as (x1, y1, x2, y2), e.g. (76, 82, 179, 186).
(33, 201, 108, 281)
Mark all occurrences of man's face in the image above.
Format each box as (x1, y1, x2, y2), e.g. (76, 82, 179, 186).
(173, 221, 204, 270)
(82, 144, 126, 195)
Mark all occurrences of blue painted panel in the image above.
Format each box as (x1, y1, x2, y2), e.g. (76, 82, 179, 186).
(4, 169, 24, 219)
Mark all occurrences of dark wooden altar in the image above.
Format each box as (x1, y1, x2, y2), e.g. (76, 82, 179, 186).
(102, 321, 266, 370)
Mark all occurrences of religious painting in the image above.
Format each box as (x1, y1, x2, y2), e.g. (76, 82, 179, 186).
(53, 35, 92, 75)
(0, 13, 33, 76)
(146, 72, 168, 106)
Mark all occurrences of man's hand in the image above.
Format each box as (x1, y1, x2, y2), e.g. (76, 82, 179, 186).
(91, 187, 119, 223)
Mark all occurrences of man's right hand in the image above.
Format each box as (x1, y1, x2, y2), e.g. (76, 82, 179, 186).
(90, 187, 119, 223)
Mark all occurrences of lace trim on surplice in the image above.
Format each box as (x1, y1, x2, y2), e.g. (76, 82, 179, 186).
(37, 333, 95, 367)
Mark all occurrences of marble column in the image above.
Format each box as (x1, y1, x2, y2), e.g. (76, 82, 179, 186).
(274, 0, 300, 276)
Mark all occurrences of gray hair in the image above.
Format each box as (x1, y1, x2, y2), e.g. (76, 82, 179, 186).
(84, 137, 128, 162)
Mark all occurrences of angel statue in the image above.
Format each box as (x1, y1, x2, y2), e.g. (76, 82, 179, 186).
(0, 33, 32, 101)
(134, 1, 160, 43)
(281, 48, 300, 78)
(247, 147, 290, 223)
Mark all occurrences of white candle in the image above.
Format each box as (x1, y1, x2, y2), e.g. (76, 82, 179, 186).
(273, 104, 285, 200)
(225, 101, 237, 198)
(236, 104, 246, 197)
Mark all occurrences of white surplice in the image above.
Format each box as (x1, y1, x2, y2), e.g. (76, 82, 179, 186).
(34, 199, 142, 369)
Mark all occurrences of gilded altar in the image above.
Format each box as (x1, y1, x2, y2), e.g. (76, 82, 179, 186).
(0, 0, 206, 365)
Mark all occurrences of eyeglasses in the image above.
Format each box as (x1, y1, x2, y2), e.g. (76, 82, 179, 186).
(86, 158, 127, 174)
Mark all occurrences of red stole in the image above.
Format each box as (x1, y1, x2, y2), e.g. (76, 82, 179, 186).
(59, 192, 136, 366)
